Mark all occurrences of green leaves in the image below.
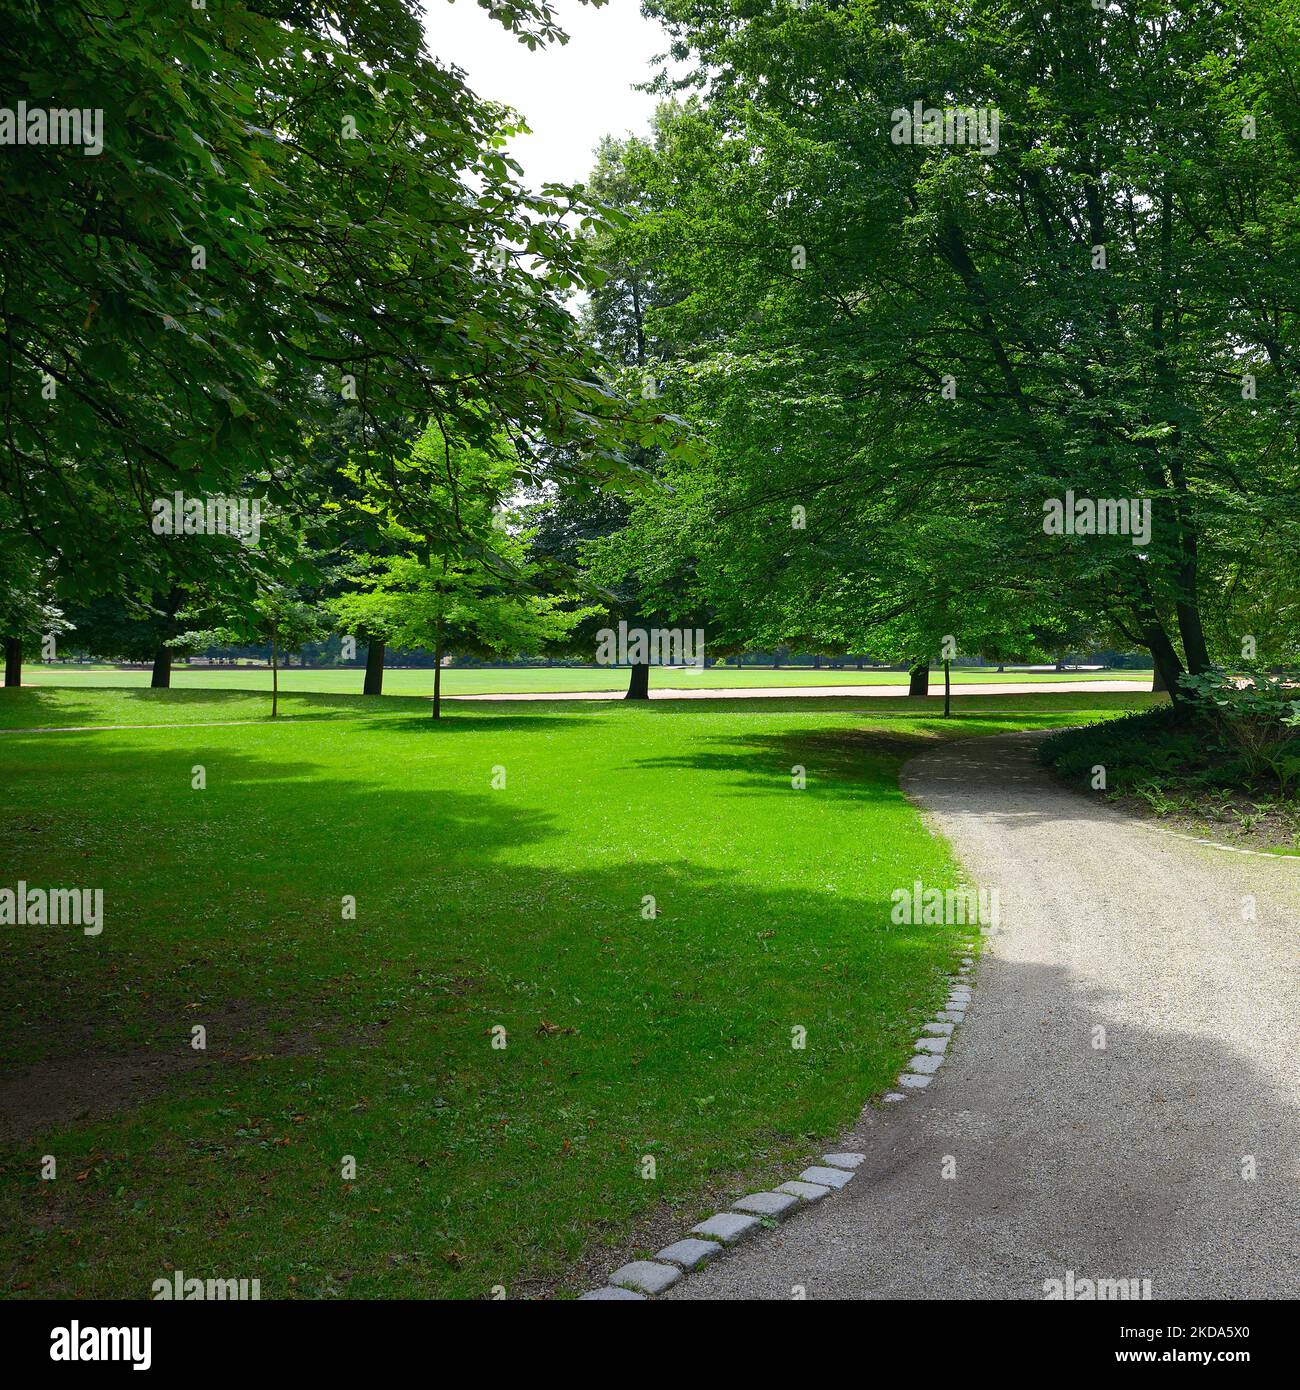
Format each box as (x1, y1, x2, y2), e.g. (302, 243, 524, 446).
(329, 422, 600, 666)
(593, 0, 1300, 671)
(2, 0, 653, 617)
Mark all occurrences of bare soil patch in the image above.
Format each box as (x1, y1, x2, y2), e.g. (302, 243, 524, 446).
(0, 1000, 360, 1141)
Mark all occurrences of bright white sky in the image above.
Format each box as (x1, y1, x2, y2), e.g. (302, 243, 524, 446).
(423, 0, 672, 188)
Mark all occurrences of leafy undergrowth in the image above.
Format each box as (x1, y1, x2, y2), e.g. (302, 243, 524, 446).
(1041, 706, 1300, 854)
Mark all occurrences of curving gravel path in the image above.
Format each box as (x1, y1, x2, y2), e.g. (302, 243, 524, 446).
(665, 730, 1300, 1300)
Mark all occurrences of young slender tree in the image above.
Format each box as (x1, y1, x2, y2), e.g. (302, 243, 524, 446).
(332, 540, 597, 719)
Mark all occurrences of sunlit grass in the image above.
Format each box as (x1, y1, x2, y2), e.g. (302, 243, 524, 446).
(0, 688, 1148, 1297)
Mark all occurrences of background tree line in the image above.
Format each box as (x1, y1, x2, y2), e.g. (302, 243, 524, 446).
(5, 0, 1296, 712)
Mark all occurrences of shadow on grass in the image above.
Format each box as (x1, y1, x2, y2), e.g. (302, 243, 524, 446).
(0, 685, 614, 734)
(457, 693, 1157, 719)
(0, 718, 959, 1298)
(627, 724, 946, 802)
(667, 952, 1300, 1301)
(619, 707, 1148, 803)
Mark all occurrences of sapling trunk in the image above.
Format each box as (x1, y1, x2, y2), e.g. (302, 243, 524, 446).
(432, 618, 443, 719)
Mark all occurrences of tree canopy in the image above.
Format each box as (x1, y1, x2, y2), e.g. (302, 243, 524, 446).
(0, 0, 672, 675)
(585, 0, 1300, 693)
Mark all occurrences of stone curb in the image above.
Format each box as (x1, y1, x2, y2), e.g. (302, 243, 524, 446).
(576, 945, 977, 1300)
(731, 1190, 799, 1218)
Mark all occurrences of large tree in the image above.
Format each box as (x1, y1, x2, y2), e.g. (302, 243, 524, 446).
(1, 0, 673, 656)
(592, 1, 1300, 700)
(525, 121, 722, 699)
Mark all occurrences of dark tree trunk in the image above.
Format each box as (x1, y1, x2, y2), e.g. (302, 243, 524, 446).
(1175, 599, 1210, 677)
(1129, 558, 1188, 706)
(271, 632, 279, 718)
(4, 637, 21, 687)
(626, 661, 650, 700)
(150, 645, 172, 689)
(943, 659, 952, 717)
(908, 662, 929, 697)
(1171, 516, 1210, 676)
(363, 637, 385, 696)
(1144, 626, 1184, 706)
(150, 587, 181, 689)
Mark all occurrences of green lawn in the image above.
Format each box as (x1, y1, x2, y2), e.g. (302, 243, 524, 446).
(17, 660, 1153, 699)
(0, 686, 1151, 1298)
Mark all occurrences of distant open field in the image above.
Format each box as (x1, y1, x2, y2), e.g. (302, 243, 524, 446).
(19, 663, 1154, 698)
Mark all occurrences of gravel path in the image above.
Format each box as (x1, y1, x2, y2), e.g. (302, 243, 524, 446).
(666, 731, 1300, 1300)
(452, 679, 1148, 702)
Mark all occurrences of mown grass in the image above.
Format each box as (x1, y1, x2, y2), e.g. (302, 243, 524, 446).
(0, 687, 1149, 1298)
(0, 683, 1157, 733)
(17, 660, 1153, 698)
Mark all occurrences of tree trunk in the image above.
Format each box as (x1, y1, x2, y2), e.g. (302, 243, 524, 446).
(1170, 511, 1211, 676)
(4, 637, 20, 688)
(363, 636, 385, 696)
(625, 661, 650, 700)
(943, 659, 952, 717)
(1143, 624, 1183, 705)
(1175, 598, 1210, 677)
(432, 621, 443, 719)
(271, 632, 279, 718)
(151, 587, 182, 688)
(908, 662, 929, 697)
(1152, 664, 1167, 693)
(150, 645, 172, 689)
